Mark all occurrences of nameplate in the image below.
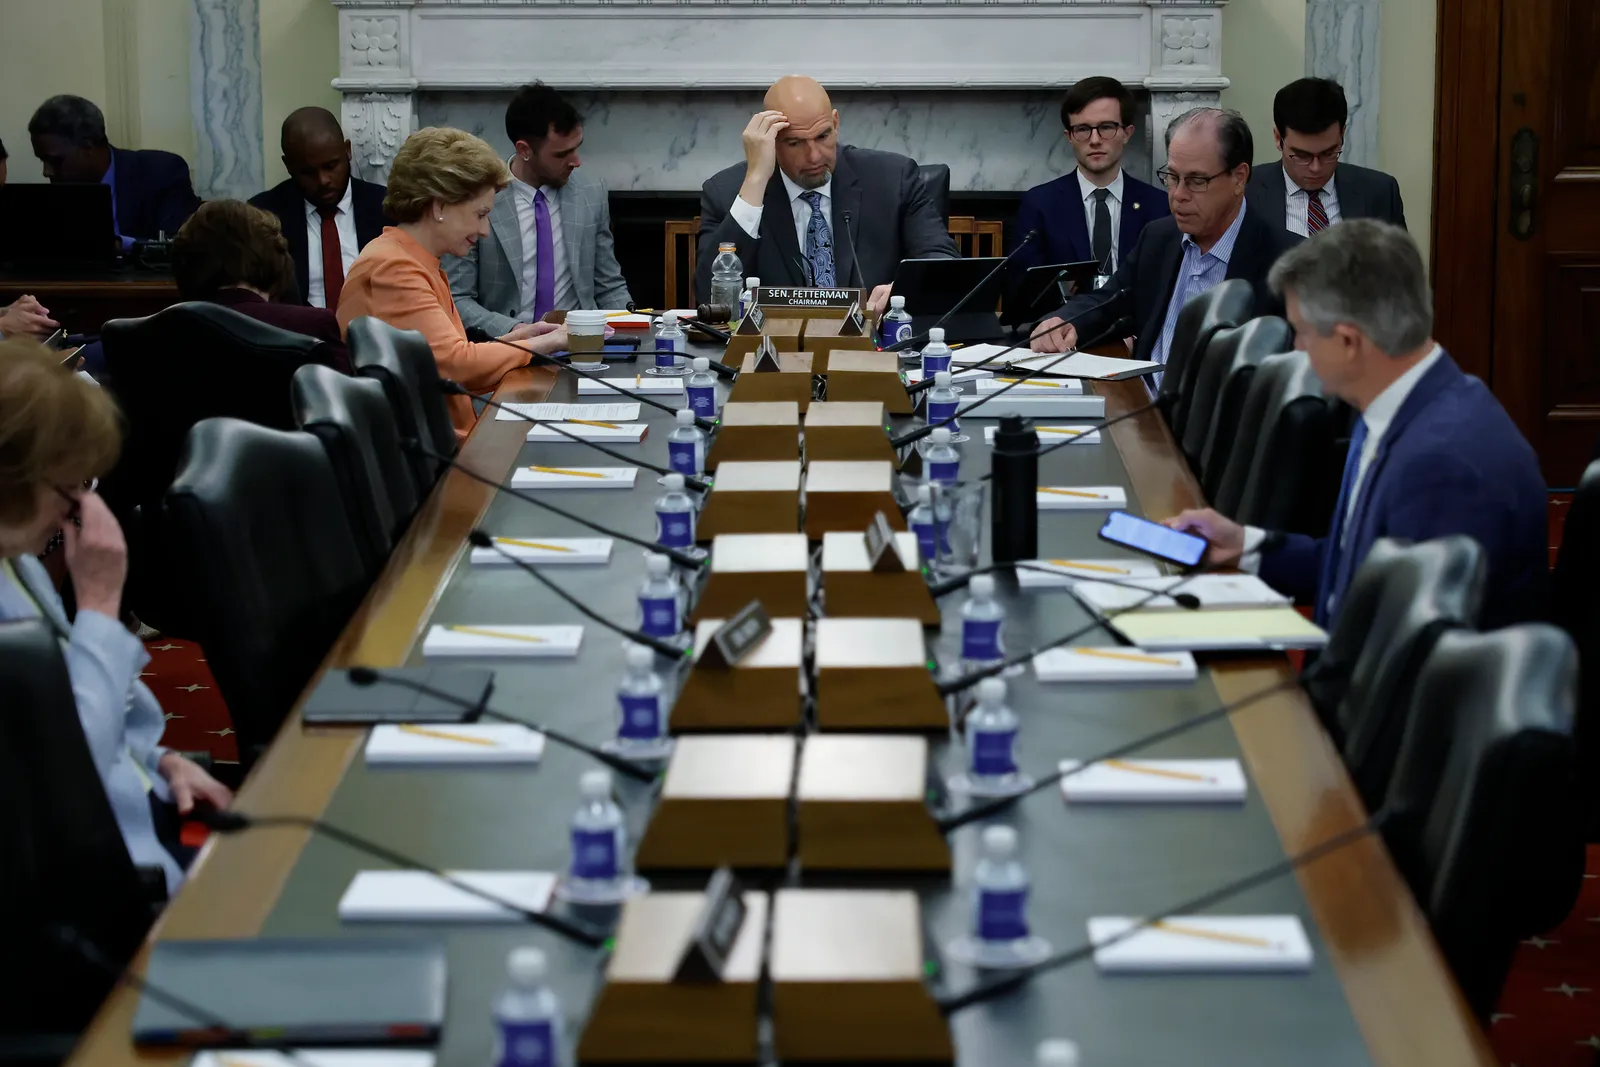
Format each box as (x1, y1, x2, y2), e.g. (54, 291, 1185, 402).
(736, 304, 767, 335)
(864, 511, 906, 574)
(841, 300, 868, 336)
(750, 335, 782, 373)
(698, 600, 773, 669)
(673, 867, 749, 983)
(755, 286, 863, 308)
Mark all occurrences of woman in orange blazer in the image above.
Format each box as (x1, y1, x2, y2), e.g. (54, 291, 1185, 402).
(337, 126, 568, 436)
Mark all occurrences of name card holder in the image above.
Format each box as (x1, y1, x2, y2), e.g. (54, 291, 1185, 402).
(823, 350, 914, 415)
(803, 401, 895, 464)
(695, 460, 802, 540)
(802, 460, 906, 540)
(672, 616, 804, 731)
(813, 617, 947, 730)
(727, 353, 814, 411)
(704, 402, 801, 470)
(796, 735, 951, 873)
(691, 535, 811, 624)
(635, 735, 796, 871)
(725, 313, 803, 361)
(820, 530, 940, 626)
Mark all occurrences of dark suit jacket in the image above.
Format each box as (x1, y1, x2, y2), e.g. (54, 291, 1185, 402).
(1246, 160, 1407, 233)
(1052, 205, 1301, 362)
(210, 288, 350, 373)
(695, 145, 958, 302)
(1261, 352, 1547, 630)
(111, 146, 200, 241)
(249, 177, 390, 305)
(1013, 170, 1171, 273)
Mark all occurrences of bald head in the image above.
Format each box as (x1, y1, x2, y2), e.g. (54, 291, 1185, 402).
(280, 106, 352, 211)
(281, 107, 344, 154)
(763, 76, 839, 189)
(765, 76, 832, 123)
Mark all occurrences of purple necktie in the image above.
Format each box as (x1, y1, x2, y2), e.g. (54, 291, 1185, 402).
(533, 189, 556, 319)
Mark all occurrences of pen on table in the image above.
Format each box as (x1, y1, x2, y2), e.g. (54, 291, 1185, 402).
(1149, 920, 1278, 950)
(446, 625, 549, 645)
(398, 723, 500, 747)
(529, 465, 607, 478)
(1102, 759, 1215, 783)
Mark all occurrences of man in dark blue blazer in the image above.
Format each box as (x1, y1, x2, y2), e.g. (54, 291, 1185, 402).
(1014, 78, 1169, 289)
(28, 94, 200, 246)
(1168, 220, 1547, 630)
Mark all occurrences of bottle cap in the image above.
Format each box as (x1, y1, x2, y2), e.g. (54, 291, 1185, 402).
(692, 357, 710, 371)
(915, 484, 931, 503)
(676, 409, 695, 426)
(507, 946, 548, 983)
(977, 676, 1006, 705)
(931, 426, 952, 445)
(719, 242, 736, 253)
(1036, 1039, 1081, 1067)
(981, 823, 1017, 856)
(625, 642, 655, 670)
(935, 370, 952, 387)
(645, 552, 672, 578)
(580, 768, 613, 799)
(970, 573, 995, 598)
(746, 276, 760, 288)
(663, 473, 686, 491)
(662, 311, 679, 324)
(929, 327, 946, 343)
(890, 295, 906, 309)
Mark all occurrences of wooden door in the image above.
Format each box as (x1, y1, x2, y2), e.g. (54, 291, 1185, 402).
(1434, 0, 1600, 485)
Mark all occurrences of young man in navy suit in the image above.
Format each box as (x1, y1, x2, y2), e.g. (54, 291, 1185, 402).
(1167, 220, 1547, 630)
(1014, 78, 1169, 283)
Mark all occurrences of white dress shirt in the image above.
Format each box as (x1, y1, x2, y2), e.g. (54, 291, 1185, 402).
(1283, 166, 1342, 238)
(729, 170, 833, 258)
(304, 179, 359, 309)
(510, 173, 577, 318)
(1077, 168, 1125, 271)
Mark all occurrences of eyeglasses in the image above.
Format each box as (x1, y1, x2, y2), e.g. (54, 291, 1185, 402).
(1286, 146, 1343, 168)
(1067, 122, 1129, 143)
(1155, 168, 1232, 192)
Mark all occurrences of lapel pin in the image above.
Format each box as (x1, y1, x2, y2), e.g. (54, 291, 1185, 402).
(1133, 202, 1141, 211)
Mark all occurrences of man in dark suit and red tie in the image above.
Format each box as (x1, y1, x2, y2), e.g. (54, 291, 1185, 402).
(1014, 77, 1170, 282)
(250, 107, 391, 311)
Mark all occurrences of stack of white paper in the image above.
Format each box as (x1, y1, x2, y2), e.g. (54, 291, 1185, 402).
(1032, 645, 1197, 682)
(469, 536, 613, 566)
(976, 376, 1085, 395)
(578, 375, 683, 394)
(1110, 608, 1329, 651)
(365, 723, 546, 765)
(905, 366, 995, 385)
(421, 624, 583, 658)
(1015, 558, 1163, 589)
(526, 422, 647, 442)
(1074, 574, 1293, 613)
(338, 870, 556, 923)
(1088, 915, 1313, 973)
(958, 393, 1106, 419)
(192, 1054, 436, 1067)
(1036, 486, 1127, 510)
(510, 466, 638, 490)
(495, 401, 642, 423)
(984, 425, 1100, 445)
(1058, 758, 1244, 802)
(1009, 352, 1164, 380)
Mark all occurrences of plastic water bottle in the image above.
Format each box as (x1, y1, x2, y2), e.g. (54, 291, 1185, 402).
(961, 573, 1006, 672)
(740, 276, 760, 320)
(710, 242, 744, 311)
(921, 326, 953, 377)
(492, 946, 562, 1067)
(655, 473, 699, 555)
(1037, 1040, 1081, 1067)
(565, 769, 631, 902)
(667, 409, 706, 477)
(964, 677, 1021, 794)
(878, 294, 914, 349)
(611, 642, 673, 760)
(637, 552, 681, 640)
(926, 370, 963, 440)
(909, 484, 937, 565)
(686, 357, 718, 420)
(973, 824, 1033, 960)
(924, 426, 960, 485)
(653, 312, 686, 375)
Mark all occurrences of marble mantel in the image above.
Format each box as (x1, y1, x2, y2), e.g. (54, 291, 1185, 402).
(330, 0, 1229, 189)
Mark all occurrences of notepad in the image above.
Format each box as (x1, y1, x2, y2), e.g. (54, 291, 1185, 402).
(984, 425, 1100, 445)
(1088, 915, 1313, 973)
(958, 393, 1106, 419)
(1059, 758, 1245, 803)
(578, 375, 683, 394)
(421, 624, 583, 658)
(1015, 557, 1164, 589)
(1109, 607, 1329, 651)
(904, 366, 994, 385)
(495, 401, 642, 423)
(365, 723, 546, 765)
(338, 870, 557, 923)
(510, 466, 639, 489)
(1032, 645, 1198, 683)
(526, 422, 648, 442)
(1074, 574, 1293, 613)
(977, 376, 1085, 394)
(469, 537, 613, 566)
(1036, 486, 1126, 510)
(604, 313, 654, 328)
(1007, 352, 1164, 380)
(192, 1053, 437, 1067)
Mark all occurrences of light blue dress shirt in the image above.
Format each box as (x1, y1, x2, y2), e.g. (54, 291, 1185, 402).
(0, 555, 182, 894)
(1148, 199, 1250, 381)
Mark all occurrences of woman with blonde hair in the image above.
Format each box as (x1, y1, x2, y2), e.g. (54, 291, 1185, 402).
(0, 340, 233, 895)
(337, 127, 567, 436)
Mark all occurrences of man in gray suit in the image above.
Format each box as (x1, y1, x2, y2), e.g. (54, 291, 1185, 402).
(446, 82, 631, 334)
(696, 75, 957, 313)
(1247, 78, 1406, 237)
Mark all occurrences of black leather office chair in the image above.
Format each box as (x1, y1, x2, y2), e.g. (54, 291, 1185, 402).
(1550, 458, 1600, 839)
(0, 621, 159, 1056)
(916, 163, 952, 224)
(1383, 625, 1586, 1018)
(1305, 536, 1485, 810)
(164, 419, 369, 756)
(291, 363, 418, 580)
(101, 302, 339, 637)
(1156, 278, 1254, 437)
(346, 316, 457, 499)
(1181, 316, 1293, 478)
(1211, 351, 1334, 534)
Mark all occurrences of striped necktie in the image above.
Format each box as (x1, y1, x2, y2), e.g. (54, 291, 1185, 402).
(1307, 188, 1329, 235)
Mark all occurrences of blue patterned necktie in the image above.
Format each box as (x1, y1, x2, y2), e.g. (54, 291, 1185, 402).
(800, 190, 836, 287)
(1315, 416, 1370, 626)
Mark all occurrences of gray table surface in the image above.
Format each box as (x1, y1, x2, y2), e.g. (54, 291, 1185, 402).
(261, 341, 1372, 1066)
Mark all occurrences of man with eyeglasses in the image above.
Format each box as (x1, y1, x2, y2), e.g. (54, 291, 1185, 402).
(1014, 77, 1169, 279)
(1031, 107, 1299, 371)
(1248, 78, 1407, 237)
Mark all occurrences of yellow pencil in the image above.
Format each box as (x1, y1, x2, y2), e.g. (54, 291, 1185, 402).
(1103, 759, 1214, 783)
(996, 377, 1066, 387)
(446, 625, 549, 645)
(529, 465, 606, 478)
(398, 723, 499, 747)
(1070, 647, 1182, 667)
(1038, 487, 1105, 499)
(1047, 559, 1130, 575)
(564, 418, 623, 429)
(494, 538, 575, 553)
(1150, 920, 1278, 950)
(1038, 427, 1087, 437)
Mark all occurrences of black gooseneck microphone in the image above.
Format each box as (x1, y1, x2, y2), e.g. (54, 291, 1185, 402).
(444, 380, 710, 493)
(926, 561, 1204, 608)
(401, 439, 704, 570)
(466, 529, 686, 659)
(840, 210, 866, 290)
(935, 806, 1394, 1013)
(345, 665, 657, 783)
(499, 340, 718, 431)
(884, 229, 1040, 354)
(193, 809, 608, 946)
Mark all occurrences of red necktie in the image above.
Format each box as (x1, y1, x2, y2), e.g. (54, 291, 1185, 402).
(317, 204, 345, 311)
(1307, 189, 1329, 235)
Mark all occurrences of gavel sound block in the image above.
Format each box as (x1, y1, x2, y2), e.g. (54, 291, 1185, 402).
(704, 402, 800, 469)
(802, 460, 906, 540)
(635, 734, 795, 872)
(690, 533, 811, 624)
(820, 530, 940, 625)
(695, 461, 801, 540)
(672, 617, 804, 731)
(813, 617, 947, 730)
(804, 401, 895, 464)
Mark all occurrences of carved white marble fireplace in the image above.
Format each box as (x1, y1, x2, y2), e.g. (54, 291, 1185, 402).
(330, 0, 1228, 193)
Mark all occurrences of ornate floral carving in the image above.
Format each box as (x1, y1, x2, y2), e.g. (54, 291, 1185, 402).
(1161, 16, 1211, 66)
(343, 92, 413, 180)
(1148, 89, 1220, 170)
(347, 17, 400, 68)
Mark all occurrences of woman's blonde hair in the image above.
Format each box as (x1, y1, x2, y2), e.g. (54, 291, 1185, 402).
(0, 340, 122, 526)
(383, 127, 511, 224)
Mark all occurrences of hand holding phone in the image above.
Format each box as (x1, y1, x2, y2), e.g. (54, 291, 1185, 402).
(1098, 510, 1209, 568)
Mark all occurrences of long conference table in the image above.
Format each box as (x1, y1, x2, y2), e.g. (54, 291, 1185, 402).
(69, 335, 1498, 1067)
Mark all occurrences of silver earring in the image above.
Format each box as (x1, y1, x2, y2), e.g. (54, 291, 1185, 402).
(436, 214, 444, 222)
